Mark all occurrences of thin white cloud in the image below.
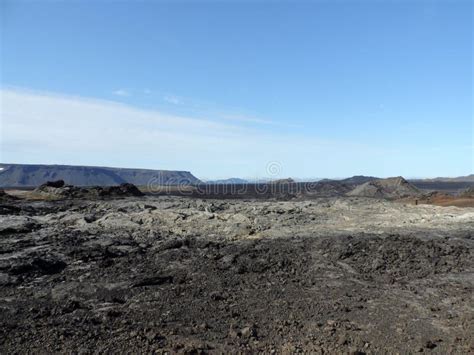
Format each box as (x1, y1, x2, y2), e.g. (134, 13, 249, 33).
(160, 95, 291, 127)
(220, 113, 302, 128)
(112, 89, 131, 97)
(163, 95, 181, 105)
(0, 87, 421, 178)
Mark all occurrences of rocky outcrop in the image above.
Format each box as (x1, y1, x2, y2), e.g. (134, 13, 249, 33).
(43, 180, 66, 188)
(0, 189, 17, 202)
(460, 186, 474, 197)
(34, 180, 144, 199)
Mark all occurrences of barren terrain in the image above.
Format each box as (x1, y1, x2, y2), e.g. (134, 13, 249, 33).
(1, 194, 473, 353)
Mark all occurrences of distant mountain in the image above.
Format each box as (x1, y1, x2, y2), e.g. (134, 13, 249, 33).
(0, 163, 201, 187)
(268, 178, 296, 184)
(204, 178, 248, 184)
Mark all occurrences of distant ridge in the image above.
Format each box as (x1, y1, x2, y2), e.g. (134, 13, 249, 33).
(204, 178, 248, 184)
(411, 174, 474, 183)
(0, 163, 201, 187)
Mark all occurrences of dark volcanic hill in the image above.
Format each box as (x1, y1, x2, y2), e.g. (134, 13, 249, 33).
(0, 164, 201, 187)
(319, 175, 379, 186)
(339, 175, 378, 185)
(347, 176, 421, 199)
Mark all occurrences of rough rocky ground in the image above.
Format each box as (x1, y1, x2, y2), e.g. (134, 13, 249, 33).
(0, 195, 473, 353)
(401, 191, 474, 208)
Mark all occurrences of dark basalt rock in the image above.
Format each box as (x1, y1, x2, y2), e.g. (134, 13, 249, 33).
(43, 180, 65, 188)
(100, 183, 144, 197)
(34, 182, 144, 199)
(0, 189, 17, 202)
(7, 255, 67, 276)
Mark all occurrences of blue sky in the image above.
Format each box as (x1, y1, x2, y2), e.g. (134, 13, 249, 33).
(1, 0, 472, 179)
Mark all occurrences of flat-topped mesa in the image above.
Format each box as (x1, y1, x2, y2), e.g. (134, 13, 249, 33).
(0, 163, 201, 187)
(347, 176, 421, 199)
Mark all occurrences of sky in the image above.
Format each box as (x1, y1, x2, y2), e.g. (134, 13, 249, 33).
(0, 0, 472, 179)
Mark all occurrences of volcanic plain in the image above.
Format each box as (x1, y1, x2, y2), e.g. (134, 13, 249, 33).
(0, 180, 473, 353)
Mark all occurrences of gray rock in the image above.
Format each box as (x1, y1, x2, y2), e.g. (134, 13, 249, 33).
(0, 216, 39, 234)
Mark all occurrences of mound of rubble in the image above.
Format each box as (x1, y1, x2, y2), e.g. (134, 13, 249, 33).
(34, 180, 143, 199)
(347, 176, 421, 199)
